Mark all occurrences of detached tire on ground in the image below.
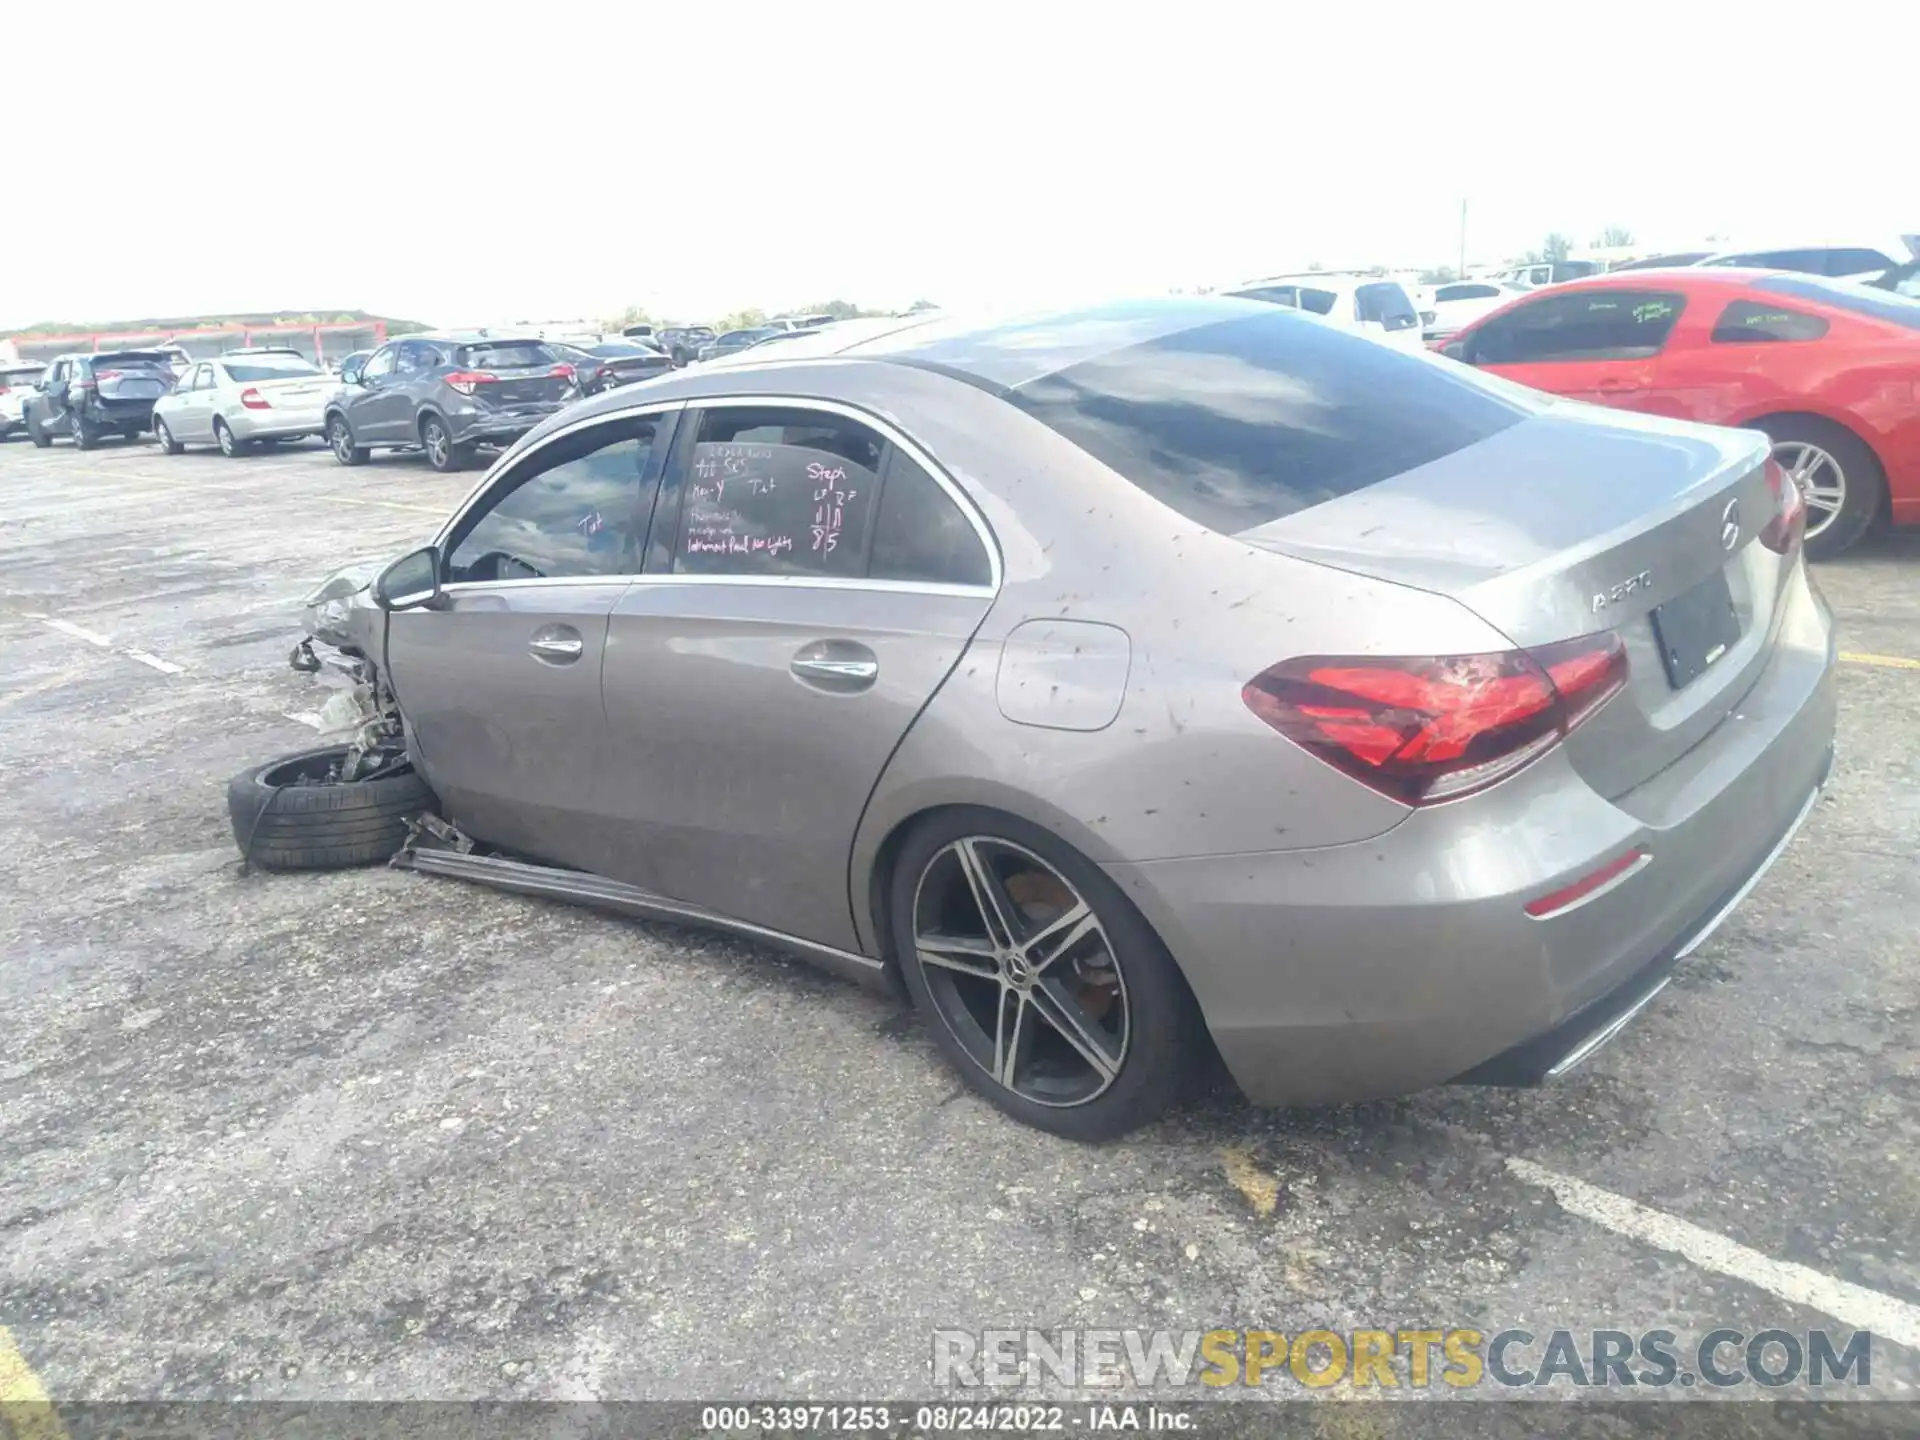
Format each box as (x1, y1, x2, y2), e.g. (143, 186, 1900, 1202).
(227, 745, 435, 871)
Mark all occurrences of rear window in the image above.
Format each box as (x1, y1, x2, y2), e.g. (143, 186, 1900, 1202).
(2, 365, 41, 383)
(457, 341, 555, 369)
(589, 342, 656, 357)
(223, 354, 322, 381)
(92, 351, 172, 369)
(1007, 312, 1529, 534)
(1436, 284, 1500, 301)
(1710, 301, 1830, 344)
(1754, 275, 1920, 331)
(1821, 248, 1896, 276)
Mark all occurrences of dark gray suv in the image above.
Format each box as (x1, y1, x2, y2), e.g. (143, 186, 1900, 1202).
(24, 351, 177, 449)
(323, 335, 580, 472)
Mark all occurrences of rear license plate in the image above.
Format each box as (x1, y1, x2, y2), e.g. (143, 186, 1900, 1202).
(1650, 569, 1741, 689)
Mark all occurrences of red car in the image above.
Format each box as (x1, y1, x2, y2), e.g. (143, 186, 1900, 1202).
(1435, 269, 1920, 556)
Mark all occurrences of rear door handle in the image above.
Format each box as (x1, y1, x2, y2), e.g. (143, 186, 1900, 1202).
(791, 640, 879, 692)
(528, 625, 584, 664)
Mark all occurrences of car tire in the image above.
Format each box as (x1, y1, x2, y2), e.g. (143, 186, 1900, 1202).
(888, 807, 1207, 1141)
(155, 417, 185, 455)
(420, 414, 465, 472)
(28, 416, 51, 448)
(70, 412, 95, 450)
(1756, 415, 1885, 560)
(214, 418, 250, 457)
(121, 427, 143, 442)
(227, 744, 436, 871)
(328, 415, 369, 466)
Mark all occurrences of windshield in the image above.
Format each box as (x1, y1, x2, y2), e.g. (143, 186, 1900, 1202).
(223, 354, 321, 381)
(457, 341, 556, 369)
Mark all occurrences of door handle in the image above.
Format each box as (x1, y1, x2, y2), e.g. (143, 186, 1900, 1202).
(528, 626, 584, 664)
(792, 657, 877, 682)
(790, 640, 879, 692)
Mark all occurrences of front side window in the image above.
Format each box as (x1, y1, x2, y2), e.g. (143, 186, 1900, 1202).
(1710, 301, 1830, 344)
(445, 413, 672, 583)
(867, 450, 993, 587)
(1009, 311, 1530, 535)
(190, 364, 216, 391)
(1465, 290, 1685, 364)
(362, 347, 396, 379)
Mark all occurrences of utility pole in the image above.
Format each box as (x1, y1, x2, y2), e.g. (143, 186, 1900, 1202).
(1459, 199, 1468, 279)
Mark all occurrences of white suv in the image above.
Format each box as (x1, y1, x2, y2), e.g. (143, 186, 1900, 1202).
(1222, 274, 1425, 351)
(0, 360, 45, 439)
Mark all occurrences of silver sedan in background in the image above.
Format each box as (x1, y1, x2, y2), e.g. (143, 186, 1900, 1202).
(152, 349, 336, 455)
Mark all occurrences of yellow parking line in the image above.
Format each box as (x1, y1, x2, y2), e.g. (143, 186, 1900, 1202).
(0, 1326, 67, 1440)
(1840, 651, 1920, 671)
(1220, 1146, 1280, 1217)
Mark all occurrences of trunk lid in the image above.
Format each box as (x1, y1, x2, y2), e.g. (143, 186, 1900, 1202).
(603, 353, 672, 384)
(92, 363, 173, 400)
(455, 342, 573, 408)
(1242, 405, 1791, 799)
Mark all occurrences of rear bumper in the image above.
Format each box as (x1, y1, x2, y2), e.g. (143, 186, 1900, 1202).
(80, 398, 156, 428)
(228, 404, 326, 440)
(445, 405, 568, 446)
(1105, 565, 1838, 1107)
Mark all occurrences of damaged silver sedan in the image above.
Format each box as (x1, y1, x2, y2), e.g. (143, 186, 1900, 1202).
(240, 299, 1835, 1138)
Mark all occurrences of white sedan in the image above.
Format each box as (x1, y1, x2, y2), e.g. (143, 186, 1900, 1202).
(151, 350, 335, 456)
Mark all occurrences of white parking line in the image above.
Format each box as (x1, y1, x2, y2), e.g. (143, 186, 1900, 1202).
(1507, 1157, 1920, 1351)
(123, 649, 185, 675)
(29, 615, 113, 649)
(25, 615, 187, 676)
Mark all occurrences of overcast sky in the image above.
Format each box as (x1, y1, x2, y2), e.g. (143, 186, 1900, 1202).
(6, 2, 1908, 331)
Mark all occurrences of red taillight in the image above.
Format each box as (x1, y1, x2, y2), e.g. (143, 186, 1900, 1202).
(1759, 458, 1806, 555)
(550, 363, 576, 383)
(240, 387, 271, 410)
(444, 371, 498, 396)
(94, 370, 122, 382)
(1523, 847, 1651, 918)
(1242, 633, 1629, 806)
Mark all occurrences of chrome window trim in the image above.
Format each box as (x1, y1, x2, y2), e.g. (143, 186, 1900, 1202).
(677, 392, 1004, 592)
(440, 573, 994, 600)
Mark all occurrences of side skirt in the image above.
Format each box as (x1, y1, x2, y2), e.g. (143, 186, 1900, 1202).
(392, 847, 894, 993)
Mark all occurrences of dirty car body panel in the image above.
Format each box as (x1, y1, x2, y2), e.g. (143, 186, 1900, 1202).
(308, 298, 1835, 1109)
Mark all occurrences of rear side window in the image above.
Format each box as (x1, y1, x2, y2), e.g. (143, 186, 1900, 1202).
(672, 407, 884, 577)
(1355, 282, 1418, 330)
(1008, 311, 1529, 535)
(868, 451, 992, 587)
(1754, 275, 1920, 331)
(1231, 285, 1298, 307)
(1294, 288, 1338, 316)
(1465, 290, 1685, 364)
(457, 341, 553, 369)
(1710, 302, 1830, 344)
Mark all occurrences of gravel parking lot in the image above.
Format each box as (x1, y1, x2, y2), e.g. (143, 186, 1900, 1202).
(2, 436, 1918, 1408)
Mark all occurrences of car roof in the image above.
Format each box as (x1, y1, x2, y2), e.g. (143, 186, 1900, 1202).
(1699, 238, 1919, 262)
(658, 295, 1326, 391)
